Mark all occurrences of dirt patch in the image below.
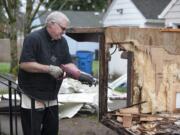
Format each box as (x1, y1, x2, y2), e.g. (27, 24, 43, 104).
(59, 114, 118, 135)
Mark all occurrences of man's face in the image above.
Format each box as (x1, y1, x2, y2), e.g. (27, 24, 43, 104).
(49, 19, 68, 40)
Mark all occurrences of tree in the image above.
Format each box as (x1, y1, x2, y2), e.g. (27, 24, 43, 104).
(1, 0, 57, 75)
(2, 0, 18, 74)
(23, 0, 46, 36)
(47, 0, 108, 11)
(1, 0, 109, 75)
(0, 1, 8, 38)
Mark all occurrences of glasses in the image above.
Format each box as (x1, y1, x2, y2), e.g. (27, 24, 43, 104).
(55, 22, 67, 31)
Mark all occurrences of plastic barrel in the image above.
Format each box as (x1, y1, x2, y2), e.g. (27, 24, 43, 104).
(76, 51, 93, 74)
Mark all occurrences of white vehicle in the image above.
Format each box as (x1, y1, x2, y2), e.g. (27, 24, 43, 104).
(108, 73, 127, 97)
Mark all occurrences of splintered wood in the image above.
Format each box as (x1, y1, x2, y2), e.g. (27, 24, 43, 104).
(103, 27, 180, 134)
(105, 27, 180, 114)
(119, 40, 180, 114)
(112, 106, 180, 135)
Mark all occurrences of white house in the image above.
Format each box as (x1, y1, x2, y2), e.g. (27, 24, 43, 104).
(159, 0, 180, 28)
(103, 0, 171, 78)
(103, 0, 171, 28)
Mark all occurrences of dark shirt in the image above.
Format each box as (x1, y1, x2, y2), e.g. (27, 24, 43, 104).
(18, 27, 72, 100)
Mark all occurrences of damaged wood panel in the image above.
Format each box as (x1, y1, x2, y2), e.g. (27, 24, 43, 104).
(100, 27, 180, 134)
(122, 44, 180, 114)
(101, 117, 133, 135)
(111, 109, 180, 135)
(163, 32, 180, 54)
(104, 27, 180, 114)
(127, 52, 134, 106)
(105, 27, 180, 54)
(103, 105, 180, 134)
(99, 34, 108, 120)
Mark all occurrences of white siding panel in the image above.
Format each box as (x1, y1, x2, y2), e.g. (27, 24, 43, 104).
(166, 18, 180, 24)
(166, 12, 180, 18)
(103, 0, 144, 26)
(177, 0, 180, 4)
(107, 13, 144, 19)
(170, 4, 180, 12)
(116, 2, 137, 8)
(110, 8, 140, 14)
(164, 1, 180, 20)
(104, 20, 144, 26)
(109, 49, 127, 76)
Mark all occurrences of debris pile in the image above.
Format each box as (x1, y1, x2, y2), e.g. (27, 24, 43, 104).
(107, 106, 180, 135)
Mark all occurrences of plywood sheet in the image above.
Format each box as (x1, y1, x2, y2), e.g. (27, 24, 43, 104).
(105, 27, 180, 54)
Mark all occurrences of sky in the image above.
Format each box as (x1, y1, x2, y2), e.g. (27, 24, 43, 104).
(20, 0, 46, 13)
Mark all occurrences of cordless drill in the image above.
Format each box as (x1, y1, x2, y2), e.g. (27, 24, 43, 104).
(60, 64, 97, 86)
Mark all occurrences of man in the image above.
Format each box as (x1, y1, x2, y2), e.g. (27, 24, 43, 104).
(18, 11, 74, 135)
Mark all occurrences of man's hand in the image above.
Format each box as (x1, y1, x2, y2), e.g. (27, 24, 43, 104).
(48, 65, 63, 79)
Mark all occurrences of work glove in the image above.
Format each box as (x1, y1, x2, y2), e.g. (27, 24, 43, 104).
(48, 65, 63, 79)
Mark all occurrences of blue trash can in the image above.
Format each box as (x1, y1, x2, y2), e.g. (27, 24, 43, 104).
(76, 51, 93, 74)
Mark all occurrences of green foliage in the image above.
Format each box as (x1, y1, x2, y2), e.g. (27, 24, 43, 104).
(92, 60, 99, 78)
(11, 64, 19, 77)
(0, 62, 10, 74)
(0, 1, 8, 38)
(0, 89, 8, 94)
(47, 0, 108, 11)
(114, 87, 127, 93)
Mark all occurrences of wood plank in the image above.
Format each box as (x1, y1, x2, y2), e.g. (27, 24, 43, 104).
(117, 116, 123, 122)
(119, 106, 139, 114)
(160, 28, 180, 33)
(105, 27, 180, 54)
(123, 114, 132, 128)
(140, 116, 163, 122)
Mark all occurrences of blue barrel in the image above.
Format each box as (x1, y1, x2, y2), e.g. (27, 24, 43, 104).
(76, 51, 93, 74)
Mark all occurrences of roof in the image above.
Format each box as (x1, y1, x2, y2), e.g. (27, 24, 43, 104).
(38, 11, 104, 28)
(131, 0, 171, 19)
(158, 0, 177, 18)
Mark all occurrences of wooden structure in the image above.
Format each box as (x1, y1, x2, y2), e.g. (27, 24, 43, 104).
(100, 27, 180, 134)
(67, 27, 180, 134)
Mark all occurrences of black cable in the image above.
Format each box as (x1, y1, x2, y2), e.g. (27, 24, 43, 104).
(110, 44, 118, 55)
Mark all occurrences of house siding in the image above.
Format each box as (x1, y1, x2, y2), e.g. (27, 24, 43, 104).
(103, 0, 145, 27)
(165, 0, 180, 26)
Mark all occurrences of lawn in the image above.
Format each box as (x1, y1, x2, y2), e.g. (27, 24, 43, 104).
(0, 62, 10, 94)
(0, 61, 99, 75)
(92, 60, 99, 78)
(0, 62, 10, 74)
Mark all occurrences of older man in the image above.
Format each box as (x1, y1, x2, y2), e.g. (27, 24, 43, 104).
(18, 11, 72, 135)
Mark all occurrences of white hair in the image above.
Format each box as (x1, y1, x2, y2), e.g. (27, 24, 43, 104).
(45, 11, 70, 26)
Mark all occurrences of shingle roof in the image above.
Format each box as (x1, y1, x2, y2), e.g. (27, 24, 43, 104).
(39, 11, 104, 28)
(131, 0, 171, 19)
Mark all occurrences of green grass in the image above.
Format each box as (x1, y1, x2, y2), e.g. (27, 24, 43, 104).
(0, 62, 10, 74)
(0, 63, 10, 95)
(92, 60, 99, 77)
(0, 89, 8, 94)
(114, 87, 127, 93)
(0, 61, 99, 76)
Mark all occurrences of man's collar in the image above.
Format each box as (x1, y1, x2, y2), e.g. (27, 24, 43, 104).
(44, 27, 53, 41)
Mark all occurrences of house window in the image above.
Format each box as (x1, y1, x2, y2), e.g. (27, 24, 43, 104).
(116, 8, 123, 15)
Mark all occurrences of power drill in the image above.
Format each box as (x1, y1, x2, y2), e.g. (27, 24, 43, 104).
(60, 64, 97, 86)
